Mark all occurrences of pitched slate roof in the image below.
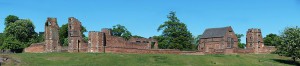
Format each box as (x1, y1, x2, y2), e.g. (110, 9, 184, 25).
(200, 26, 231, 38)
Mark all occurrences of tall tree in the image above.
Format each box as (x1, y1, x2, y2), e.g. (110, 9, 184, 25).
(236, 34, 246, 48)
(156, 11, 193, 50)
(2, 15, 38, 52)
(59, 23, 87, 46)
(111, 24, 132, 40)
(264, 33, 281, 46)
(193, 35, 202, 45)
(275, 27, 300, 62)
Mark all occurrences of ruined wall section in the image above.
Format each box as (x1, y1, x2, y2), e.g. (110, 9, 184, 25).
(246, 28, 264, 53)
(44, 18, 61, 52)
(87, 28, 158, 53)
(88, 31, 103, 52)
(68, 17, 87, 52)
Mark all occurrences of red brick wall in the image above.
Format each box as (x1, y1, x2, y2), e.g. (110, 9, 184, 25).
(24, 43, 45, 53)
(88, 29, 158, 53)
(68, 17, 88, 53)
(44, 17, 61, 52)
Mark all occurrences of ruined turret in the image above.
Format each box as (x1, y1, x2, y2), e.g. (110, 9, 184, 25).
(44, 17, 61, 52)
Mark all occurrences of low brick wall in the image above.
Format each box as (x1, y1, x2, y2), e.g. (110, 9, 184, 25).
(24, 43, 45, 53)
(234, 48, 255, 54)
(103, 47, 182, 54)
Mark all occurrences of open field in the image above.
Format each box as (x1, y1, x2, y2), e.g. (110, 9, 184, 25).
(1, 53, 299, 66)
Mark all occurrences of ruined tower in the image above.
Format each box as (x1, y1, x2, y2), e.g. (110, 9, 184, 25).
(246, 28, 264, 53)
(68, 17, 87, 52)
(44, 17, 61, 52)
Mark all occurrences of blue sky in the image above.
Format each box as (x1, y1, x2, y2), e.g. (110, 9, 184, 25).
(1, 0, 300, 43)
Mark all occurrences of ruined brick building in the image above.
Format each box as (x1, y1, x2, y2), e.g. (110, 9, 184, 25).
(88, 28, 158, 53)
(198, 26, 238, 54)
(25, 17, 159, 53)
(198, 27, 276, 54)
(25, 17, 275, 54)
(245, 28, 275, 53)
(68, 17, 88, 52)
(25, 18, 61, 53)
(44, 18, 61, 52)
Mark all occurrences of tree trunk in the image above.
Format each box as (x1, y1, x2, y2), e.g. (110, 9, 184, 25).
(292, 57, 296, 63)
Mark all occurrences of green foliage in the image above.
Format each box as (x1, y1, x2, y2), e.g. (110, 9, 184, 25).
(4, 19, 36, 42)
(275, 26, 300, 62)
(81, 25, 87, 37)
(59, 23, 87, 46)
(36, 32, 45, 43)
(59, 24, 69, 46)
(155, 11, 194, 50)
(4, 15, 19, 26)
(1, 36, 23, 50)
(193, 35, 202, 45)
(236, 34, 245, 49)
(111, 24, 132, 40)
(63, 38, 68, 46)
(264, 33, 281, 46)
(83, 37, 88, 43)
(0, 33, 4, 47)
(2, 16, 38, 51)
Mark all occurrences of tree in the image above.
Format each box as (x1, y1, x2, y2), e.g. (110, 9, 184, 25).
(111, 24, 132, 40)
(2, 15, 38, 52)
(36, 32, 45, 43)
(236, 34, 246, 49)
(275, 27, 300, 62)
(59, 23, 69, 46)
(4, 19, 37, 42)
(156, 11, 194, 50)
(264, 33, 281, 46)
(59, 23, 87, 46)
(193, 35, 202, 45)
(191, 34, 202, 50)
(1, 36, 23, 52)
(0, 33, 4, 48)
(4, 15, 19, 26)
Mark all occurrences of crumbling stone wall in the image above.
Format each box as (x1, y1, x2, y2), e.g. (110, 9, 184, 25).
(198, 27, 238, 54)
(87, 28, 158, 53)
(246, 28, 265, 53)
(44, 18, 61, 52)
(24, 43, 45, 53)
(68, 17, 87, 52)
(25, 17, 61, 53)
(88, 31, 103, 52)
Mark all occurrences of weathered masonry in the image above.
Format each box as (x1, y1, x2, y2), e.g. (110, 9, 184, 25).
(88, 28, 158, 53)
(25, 17, 61, 53)
(198, 26, 238, 54)
(245, 28, 275, 53)
(24, 17, 275, 54)
(68, 17, 88, 52)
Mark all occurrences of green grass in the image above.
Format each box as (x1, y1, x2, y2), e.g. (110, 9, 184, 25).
(1, 53, 299, 66)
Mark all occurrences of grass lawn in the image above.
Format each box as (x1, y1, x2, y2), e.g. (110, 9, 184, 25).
(1, 53, 299, 66)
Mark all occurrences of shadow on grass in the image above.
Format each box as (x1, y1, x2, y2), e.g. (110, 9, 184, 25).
(272, 59, 300, 66)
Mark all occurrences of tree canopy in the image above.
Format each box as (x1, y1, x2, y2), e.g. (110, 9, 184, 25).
(275, 27, 300, 62)
(59, 23, 87, 46)
(1, 15, 38, 52)
(236, 34, 246, 49)
(4, 15, 19, 26)
(155, 11, 194, 50)
(264, 33, 281, 46)
(111, 24, 132, 40)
